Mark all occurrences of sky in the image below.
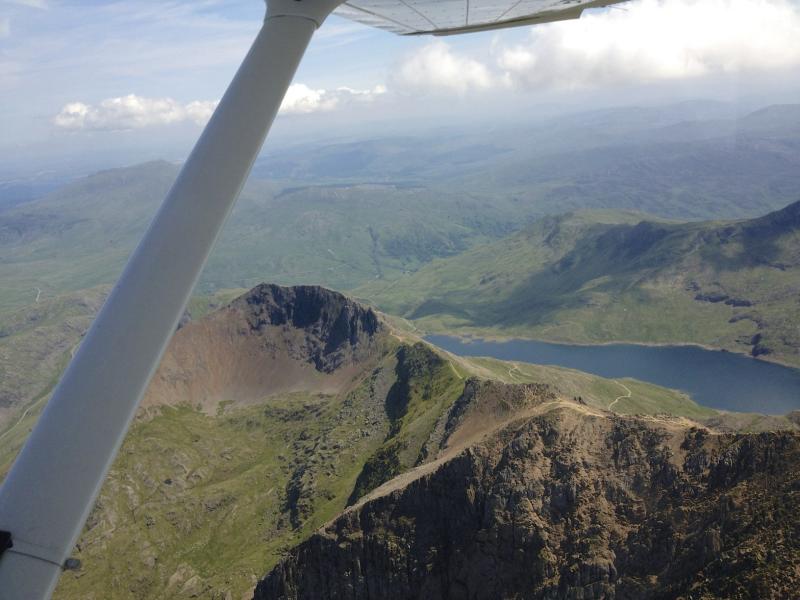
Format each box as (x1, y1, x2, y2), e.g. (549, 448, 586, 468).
(1, 0, 800, 180)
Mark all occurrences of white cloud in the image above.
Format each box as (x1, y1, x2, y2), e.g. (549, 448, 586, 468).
(53, 85, 387, 131)
(281, 84, 337, 115)
(183, 100, 218, 125)
(387, 0, 800, 97)
(53, 95, 203, 131)
(392, 41, 495, 94)
(496, 0, 800, 90)
(280, 83, 386, 115)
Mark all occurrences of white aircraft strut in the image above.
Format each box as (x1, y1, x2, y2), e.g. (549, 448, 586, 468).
(0, 1, 341, 597)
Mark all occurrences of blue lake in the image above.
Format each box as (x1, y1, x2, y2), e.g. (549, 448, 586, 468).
(426, 335, 800, 415)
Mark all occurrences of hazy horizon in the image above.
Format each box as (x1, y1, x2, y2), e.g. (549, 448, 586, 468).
(2, 0, 800, 188)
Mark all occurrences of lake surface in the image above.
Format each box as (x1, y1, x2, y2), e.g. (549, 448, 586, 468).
(427, 335, 800, 415)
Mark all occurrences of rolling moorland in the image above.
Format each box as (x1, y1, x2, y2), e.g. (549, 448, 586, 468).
(5, 285, 789, 599)
(359, 200, 800, 368)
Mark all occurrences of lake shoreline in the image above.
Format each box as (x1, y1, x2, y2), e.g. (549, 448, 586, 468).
(418, 328, 800, 370)
(426, 333, 800, 415)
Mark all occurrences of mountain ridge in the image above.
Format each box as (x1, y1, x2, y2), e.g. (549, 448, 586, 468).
(359, 199, 800, 367)
(256, 402, 800, 600)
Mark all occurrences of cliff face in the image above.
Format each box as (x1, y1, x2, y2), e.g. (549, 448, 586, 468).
(241, 284, 381, 373)
(256, 404, 800, 600)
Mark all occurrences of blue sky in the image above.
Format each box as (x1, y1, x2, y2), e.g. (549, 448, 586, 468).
(2, 0, 800, 178)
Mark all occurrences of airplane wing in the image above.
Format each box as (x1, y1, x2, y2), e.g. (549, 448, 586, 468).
(335, 0, 627, 36)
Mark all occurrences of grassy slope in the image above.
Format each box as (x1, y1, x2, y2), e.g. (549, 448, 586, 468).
(0, 287, 108, 434)
(358, 202, 800, 367)
(53, 387, 388, 600)
(451, 354, 716, 421)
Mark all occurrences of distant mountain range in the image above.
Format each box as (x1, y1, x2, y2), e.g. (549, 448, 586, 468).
(257, 102, 800, 220)
(0, 160, 524, 313)
(359, 200, 800, 367)
(2, 102, 799, 316)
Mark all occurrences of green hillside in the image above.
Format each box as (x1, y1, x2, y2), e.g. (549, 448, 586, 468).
(359, 201, 800, 367)
(48, 342, 714, 600)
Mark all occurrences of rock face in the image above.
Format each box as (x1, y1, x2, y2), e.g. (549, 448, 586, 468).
(255, 404, 800, 600)
(241, 284, 382, 373)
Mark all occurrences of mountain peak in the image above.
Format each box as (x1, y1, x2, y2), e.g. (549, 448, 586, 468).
(141, 284, 384, 414)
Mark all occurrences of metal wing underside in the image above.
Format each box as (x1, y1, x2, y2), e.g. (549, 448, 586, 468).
(334, 0, 628, 35)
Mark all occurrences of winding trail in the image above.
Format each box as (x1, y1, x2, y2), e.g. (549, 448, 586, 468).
(34, 287, 42, 303)
(507, 363, 523, 382)
(449, 361, 464, 380)
(608, 381, 632, 412)
(0, 398, 42, 445)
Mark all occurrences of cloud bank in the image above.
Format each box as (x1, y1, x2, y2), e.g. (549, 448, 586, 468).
(496, 0, 800, 91)
(391, 0, 800, 95)
(280, 83, 386, 115)
(53, 85, 386, 131)
(53, 95, 215, 131)
(392, 41, 494, 94)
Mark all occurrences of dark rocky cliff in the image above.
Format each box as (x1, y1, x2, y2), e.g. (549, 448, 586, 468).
(255, 405, 800, 600)
(237, 283, 382, 372)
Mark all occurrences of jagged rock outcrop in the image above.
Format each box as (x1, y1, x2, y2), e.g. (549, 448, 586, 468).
(255, 405, 800, 600)
(241, 284, 381, 372)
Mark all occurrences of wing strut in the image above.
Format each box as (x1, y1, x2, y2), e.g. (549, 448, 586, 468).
(0, 1, 341, 597)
